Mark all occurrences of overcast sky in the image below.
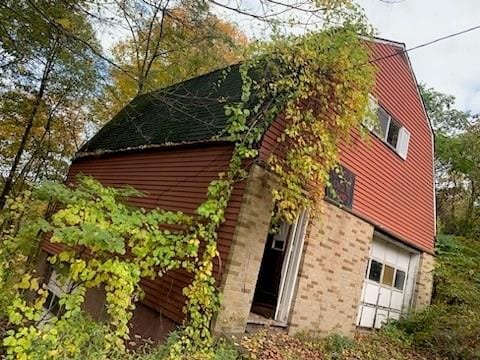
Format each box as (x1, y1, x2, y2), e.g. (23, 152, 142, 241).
(216, 0, 480, 113)
(356, 0, 480, 113)
(100, 0, 480, 113)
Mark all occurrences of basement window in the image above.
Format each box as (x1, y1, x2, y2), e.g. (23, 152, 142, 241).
(43, 268, 73, 316)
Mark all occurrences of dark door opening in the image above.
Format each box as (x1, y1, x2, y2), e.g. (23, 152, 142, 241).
(251, 223, 291, 319)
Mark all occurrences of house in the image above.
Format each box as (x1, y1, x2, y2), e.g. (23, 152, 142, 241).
(41, 37, 435, 340)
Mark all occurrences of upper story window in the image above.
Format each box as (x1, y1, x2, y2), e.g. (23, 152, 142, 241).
(367, 96, 411, 160)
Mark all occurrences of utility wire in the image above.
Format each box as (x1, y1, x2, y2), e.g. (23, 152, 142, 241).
(87, 24, 480, 201)
(368, 24, 480, 65)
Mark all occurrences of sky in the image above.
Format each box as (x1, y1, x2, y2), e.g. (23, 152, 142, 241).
(215, 0, 480, 113)
(99, 0, 480, 113)
(355, 0, 480, 113)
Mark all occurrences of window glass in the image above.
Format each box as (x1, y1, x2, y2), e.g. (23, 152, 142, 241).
(44, 289, 61, 315)
(368, 260, 383, 282)
(376, 107, 390, 139)
(382, 265, 395, 286)
(387, 119, 401, 148)
(369, 100, 408, 158)
(325, 165, 355, 209)
(394, 270, 406, 290)
(271, 222, 290, 251)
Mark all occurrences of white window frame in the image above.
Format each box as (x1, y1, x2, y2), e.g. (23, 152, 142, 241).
(366, 258, 407, 293)
(366, 96, 411, 160)
(44, 269, 73, 316)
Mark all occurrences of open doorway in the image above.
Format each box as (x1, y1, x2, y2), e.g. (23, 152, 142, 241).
(250, 211, 309, 325)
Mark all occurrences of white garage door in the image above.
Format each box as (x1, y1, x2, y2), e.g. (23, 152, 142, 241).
(357, 236, 419, 329)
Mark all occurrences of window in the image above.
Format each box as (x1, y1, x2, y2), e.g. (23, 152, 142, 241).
(382, 265, 395, 286)
(377, 107, 390, 138)
(366, 259, 406, 292)
(394, 270, 406, 290)
(326, 165, 355, 209)
(44, 288, 61, 315)
(386, 119, 401, 149)
(43, 268, 73, 316)
(271, 222, 290, 251)
(367, 97, 411, 160)
(368, 260, 383, 282)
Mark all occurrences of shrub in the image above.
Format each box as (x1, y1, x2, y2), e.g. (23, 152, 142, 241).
(397, 305, 480, 359)
(393, 234, 480, 359)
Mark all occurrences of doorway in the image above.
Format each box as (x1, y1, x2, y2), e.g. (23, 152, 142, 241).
(250, 211, 309, 325)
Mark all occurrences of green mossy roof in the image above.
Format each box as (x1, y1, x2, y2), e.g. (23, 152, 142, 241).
(79, 65, 243, 156)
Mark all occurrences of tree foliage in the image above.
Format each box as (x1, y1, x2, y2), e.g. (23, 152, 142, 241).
(1, 27, 374, 360)
(0, 0, 101, 207)
(420, 85, 480, 236)
(0, 0, 378, 359)
(397, 235, 480, 359)
(93, 3, 247, 125)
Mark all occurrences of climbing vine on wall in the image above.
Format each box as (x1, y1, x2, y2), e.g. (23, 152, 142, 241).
(235, 26, 375, 224)
(0, 16, 374, 360)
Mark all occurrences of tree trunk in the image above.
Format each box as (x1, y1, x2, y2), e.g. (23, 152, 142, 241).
(0, 61, 52, 209)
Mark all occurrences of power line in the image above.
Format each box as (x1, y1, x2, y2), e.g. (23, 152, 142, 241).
(368, 24, 480, 65)
(168, 24, 480, 198)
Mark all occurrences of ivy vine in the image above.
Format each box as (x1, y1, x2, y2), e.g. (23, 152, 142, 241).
(0, 23, 374, 360)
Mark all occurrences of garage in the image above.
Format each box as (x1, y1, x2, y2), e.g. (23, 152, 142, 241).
(357, 234, 420, 329)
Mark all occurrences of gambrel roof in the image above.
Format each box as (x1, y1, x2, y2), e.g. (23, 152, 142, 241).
(79, 37, 432, 159)
(79, 64, 243, 157)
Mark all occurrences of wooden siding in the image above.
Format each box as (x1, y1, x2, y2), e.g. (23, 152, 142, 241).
(260, 40, 435, 252)
(55, 143, 245, 323)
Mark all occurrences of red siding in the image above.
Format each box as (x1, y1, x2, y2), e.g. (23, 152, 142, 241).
(45, 38, 435, 324)
(61, 143, 245, 323)
(260, 40, 435, 252)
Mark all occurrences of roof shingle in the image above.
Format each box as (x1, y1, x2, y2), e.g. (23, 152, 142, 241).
(79, 65, 243, 156)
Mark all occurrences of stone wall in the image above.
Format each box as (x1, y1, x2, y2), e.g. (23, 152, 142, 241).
(213, 164, 276, 335)
(288, 201, 374, 337)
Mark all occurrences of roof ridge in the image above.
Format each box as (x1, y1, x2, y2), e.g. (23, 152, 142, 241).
(370, 36, 406, 50)
(145, 62, 241, 99)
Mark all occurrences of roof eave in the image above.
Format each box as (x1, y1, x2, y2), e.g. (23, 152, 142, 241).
(74, 138, 233, 160)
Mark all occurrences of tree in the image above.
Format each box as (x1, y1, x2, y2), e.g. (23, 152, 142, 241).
(0, 0, 101, 208)
(420, 85, 480, 236)
(92, 3, 247, 125)
(1, 0, 375, 358)
(1, 21, 375, 360)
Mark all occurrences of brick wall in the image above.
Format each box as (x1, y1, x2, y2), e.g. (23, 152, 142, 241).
(213, 164, 276, 335)
(413, 252, 435, 309)
(288, 201, 374, 337)
(213, 165, 433, 337)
